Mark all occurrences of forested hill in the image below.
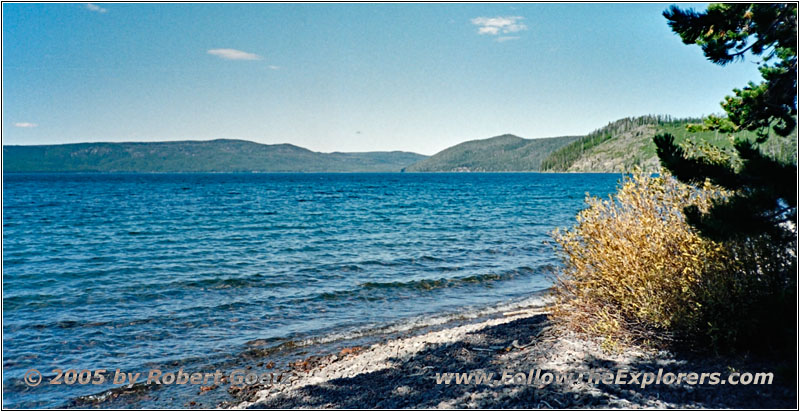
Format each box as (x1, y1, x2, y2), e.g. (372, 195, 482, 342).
(402, 115, 797, 173)
(539, 115, 797, 172)
(402, 134, 581, 172)
(3, 139, 428, 173)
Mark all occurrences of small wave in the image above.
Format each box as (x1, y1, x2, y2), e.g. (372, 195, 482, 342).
(240, 339, 302, 359)
(2, 293, 61, 310)
(16, 298, 262, 332)
(296, 266, 543, 303)
(417, 255, 443, 262)
(357, 259, 402, 267)
(17, 318, 117, 331)
(359, 272, 506, 291)
(116, 274, 289, 293)
(354, 256, 444, 267)
(289, 289, 554, 349)
(67, 380, 161, 408)
(318, 263, 364, 273)
(244, 336, 285, 347)
(182, 276, 286, 289)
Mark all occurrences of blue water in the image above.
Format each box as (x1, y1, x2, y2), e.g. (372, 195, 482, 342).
(3, 173, 620, 408)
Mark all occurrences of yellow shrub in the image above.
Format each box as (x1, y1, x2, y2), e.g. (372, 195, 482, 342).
(551, 171, 730, 347)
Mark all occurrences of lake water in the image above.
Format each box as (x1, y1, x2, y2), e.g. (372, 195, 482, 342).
(3, 173, 620, 408)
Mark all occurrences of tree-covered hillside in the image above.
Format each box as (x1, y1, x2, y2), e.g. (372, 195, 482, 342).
(540, 115, 699, 171)
(3, 139, 427, 173)
(541, 115, 796, 172)
(403, 134, 581, 172)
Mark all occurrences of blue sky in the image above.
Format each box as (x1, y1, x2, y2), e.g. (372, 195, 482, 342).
(3, 3, 763, 155)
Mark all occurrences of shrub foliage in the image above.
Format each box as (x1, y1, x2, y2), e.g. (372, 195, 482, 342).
(551, 172, 795, 351)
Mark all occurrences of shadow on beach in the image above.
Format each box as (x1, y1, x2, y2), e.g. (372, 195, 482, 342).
(245, 314, 796, 409)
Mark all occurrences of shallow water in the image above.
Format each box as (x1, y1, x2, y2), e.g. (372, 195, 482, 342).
(3, 172, 621, 408)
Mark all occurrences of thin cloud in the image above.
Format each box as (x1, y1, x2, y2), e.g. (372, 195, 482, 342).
(267, 65, 280, 70)
(496, 36, 520, 42)
(14, 122, 37, 128)
(471, 16, 527, 36)
(86, 3, 107, 13)
(207, 49, 262, 61)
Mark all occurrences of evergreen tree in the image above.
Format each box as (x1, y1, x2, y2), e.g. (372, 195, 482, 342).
(654, 3, 797, 242)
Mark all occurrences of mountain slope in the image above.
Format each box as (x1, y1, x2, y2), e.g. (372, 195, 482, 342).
(3, 139, 427, 173)
(565, 124, 660, 172)
(542, 115, 797, 173)
(403, 134, 581, 172)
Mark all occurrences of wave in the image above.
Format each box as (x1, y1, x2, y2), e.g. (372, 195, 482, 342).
(354, 255, 446, 267)
(359, 272, 506, 291)
(288, 289, 554, 349)
(358, 265, 546, 291)
(296, 265, 547, 304)
(114, 273, 291, 294)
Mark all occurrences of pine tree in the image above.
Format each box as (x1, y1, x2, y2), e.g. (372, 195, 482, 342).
(654, 3, 797, 243)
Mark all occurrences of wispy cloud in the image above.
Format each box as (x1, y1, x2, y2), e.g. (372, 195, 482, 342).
(496, 36, 520, 43)
(471, 16, 527, 36)
(207, 49, 262, 61)
(267, 65, 280, 70)
(86, 3, 107, 13)
(14, 122, 37, 128)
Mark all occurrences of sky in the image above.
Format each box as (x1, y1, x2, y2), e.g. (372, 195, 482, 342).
(2, 3, 765, 155)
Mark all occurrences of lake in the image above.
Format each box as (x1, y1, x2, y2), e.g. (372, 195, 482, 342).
(3, 172, 621, 408)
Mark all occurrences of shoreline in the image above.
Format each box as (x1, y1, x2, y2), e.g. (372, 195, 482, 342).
(65, 293, 555, 409)
(227, 301, 796, 409)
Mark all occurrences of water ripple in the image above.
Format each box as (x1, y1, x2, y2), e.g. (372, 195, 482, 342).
(2, 172, 620, 408)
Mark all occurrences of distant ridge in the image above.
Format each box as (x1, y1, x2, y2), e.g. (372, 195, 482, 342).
(403, 134, 581, 172)
(9, 116, 793, 174)
(3, 139, 428, 173)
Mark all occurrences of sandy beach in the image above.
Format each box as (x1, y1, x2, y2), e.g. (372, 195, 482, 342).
(226, 299, 796, 409)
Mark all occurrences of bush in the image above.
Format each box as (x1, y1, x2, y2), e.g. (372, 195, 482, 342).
(551, 171, 795, 352)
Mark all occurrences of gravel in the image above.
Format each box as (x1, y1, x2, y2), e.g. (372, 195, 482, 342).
(228, 308, 796, 409)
